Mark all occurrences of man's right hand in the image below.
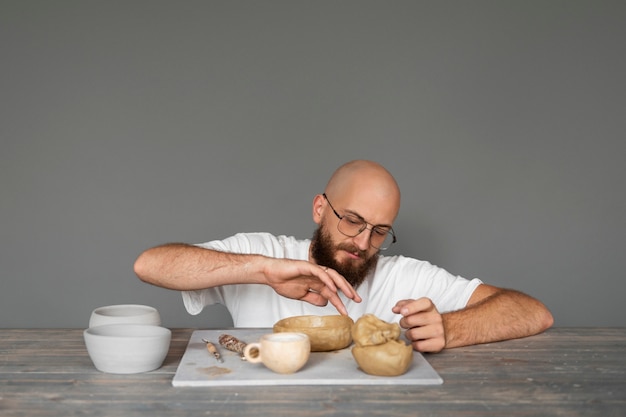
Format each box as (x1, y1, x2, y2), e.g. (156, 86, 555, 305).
(261, 258, 362, 315)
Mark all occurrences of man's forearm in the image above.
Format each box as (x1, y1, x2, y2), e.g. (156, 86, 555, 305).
(442, 289, 554, 348)
(133, 243, 266, 290)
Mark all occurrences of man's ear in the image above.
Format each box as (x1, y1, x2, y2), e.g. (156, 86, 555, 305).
(312, 194, 325, 224)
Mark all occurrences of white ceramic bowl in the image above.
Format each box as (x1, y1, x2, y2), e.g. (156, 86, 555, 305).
(88, 304, 161, 327)
(83, 324, 171, 374)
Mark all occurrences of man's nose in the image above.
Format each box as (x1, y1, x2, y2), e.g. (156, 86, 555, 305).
(352, 228, 372, 251)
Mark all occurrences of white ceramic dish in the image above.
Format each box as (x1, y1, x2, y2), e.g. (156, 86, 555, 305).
(83, 324, 171, 374)
(88, 304, 161, 327)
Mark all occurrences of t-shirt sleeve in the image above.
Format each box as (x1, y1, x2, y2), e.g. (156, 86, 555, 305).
(180, 233, 282, 315)
(374, 255, 483, 314)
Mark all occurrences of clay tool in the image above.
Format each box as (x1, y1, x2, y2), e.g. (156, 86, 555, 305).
(202, 338, 223, 363)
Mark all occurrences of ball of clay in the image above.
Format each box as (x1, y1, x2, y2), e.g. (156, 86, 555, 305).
(351, 314, 413, 376)
(351, 313, 401, 347)
(352, 339, 413, 376)
(273, 315, 354, 352)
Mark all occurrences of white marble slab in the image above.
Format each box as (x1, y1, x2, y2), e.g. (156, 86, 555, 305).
(172, 329, 443, 387)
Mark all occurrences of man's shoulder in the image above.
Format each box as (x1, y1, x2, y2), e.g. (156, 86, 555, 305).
(204, 232, 309, 257)
(230, 232, 307, 245)
(375, 254, 440, 274)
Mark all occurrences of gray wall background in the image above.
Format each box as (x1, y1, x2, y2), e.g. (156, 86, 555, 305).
(2, 1, 624, 329)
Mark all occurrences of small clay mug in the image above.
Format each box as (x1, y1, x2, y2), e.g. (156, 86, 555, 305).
(243, 332, 310, 374)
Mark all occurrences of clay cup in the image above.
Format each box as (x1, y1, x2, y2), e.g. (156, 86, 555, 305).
(243, 332, 310, 374)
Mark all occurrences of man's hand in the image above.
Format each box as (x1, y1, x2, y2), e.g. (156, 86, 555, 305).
(393, 286, 554, 353)
(392, 298, 446, 353)
(262, 258, 362, 315)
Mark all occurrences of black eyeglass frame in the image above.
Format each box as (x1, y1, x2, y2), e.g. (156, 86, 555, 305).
(322, 193, 397, 250)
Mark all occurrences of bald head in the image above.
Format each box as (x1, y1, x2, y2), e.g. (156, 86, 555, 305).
(324, 160, 401, 223)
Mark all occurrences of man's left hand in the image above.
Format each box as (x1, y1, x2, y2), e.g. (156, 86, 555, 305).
(392, 298, 446, 353)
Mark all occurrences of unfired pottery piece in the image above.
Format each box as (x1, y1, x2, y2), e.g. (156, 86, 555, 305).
(351, 314, 413, 376)
(243, 332, 310, 374)
(273, 315, 354, 352)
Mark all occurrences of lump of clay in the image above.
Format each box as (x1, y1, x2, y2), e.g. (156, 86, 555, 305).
(351, 314, 413, 376)
(351, 313, 401, 347)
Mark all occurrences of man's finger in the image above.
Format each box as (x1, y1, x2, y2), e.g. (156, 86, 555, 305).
(320, 268, 362, 303)
(394, 297, 433, 316)
(317, 286, 349, 316)
(301, 290, 330, 308)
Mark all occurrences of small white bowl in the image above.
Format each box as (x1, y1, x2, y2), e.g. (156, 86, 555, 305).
(84, 324, 171, 374)
(89, 304, 161, 327)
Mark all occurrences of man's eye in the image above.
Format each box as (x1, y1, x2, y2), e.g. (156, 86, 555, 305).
(373, 227, 390, 237)
(345, 216, 363, 226)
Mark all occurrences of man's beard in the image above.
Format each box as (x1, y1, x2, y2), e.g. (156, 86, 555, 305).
(310, 225, 379, 289)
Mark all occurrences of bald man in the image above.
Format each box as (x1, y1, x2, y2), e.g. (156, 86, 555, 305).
(134, 160, 553, 352)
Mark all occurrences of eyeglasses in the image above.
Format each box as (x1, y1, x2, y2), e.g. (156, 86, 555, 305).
(323, 193, 397, 250)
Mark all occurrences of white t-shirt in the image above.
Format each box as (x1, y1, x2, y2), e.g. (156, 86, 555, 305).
(182, 232, 482, 327)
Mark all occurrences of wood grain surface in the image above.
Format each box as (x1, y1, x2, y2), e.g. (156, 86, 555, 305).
(1, 328, 624, 416)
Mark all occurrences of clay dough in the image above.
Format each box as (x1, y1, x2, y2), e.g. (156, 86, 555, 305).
(351, 314, 413, 376)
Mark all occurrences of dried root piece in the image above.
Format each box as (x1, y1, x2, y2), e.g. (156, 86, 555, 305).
(218, 334, 247, 358)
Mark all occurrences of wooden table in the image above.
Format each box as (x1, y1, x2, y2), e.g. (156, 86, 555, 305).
(1, 328, 624, 416)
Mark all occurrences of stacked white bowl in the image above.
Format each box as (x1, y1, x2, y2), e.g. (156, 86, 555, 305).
(84, 304, 171, 374)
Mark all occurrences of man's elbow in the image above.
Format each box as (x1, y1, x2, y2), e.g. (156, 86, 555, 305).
(540, 307, 555, 332)
(133, 251, 154, 284)
(531, 302, 554, 335)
